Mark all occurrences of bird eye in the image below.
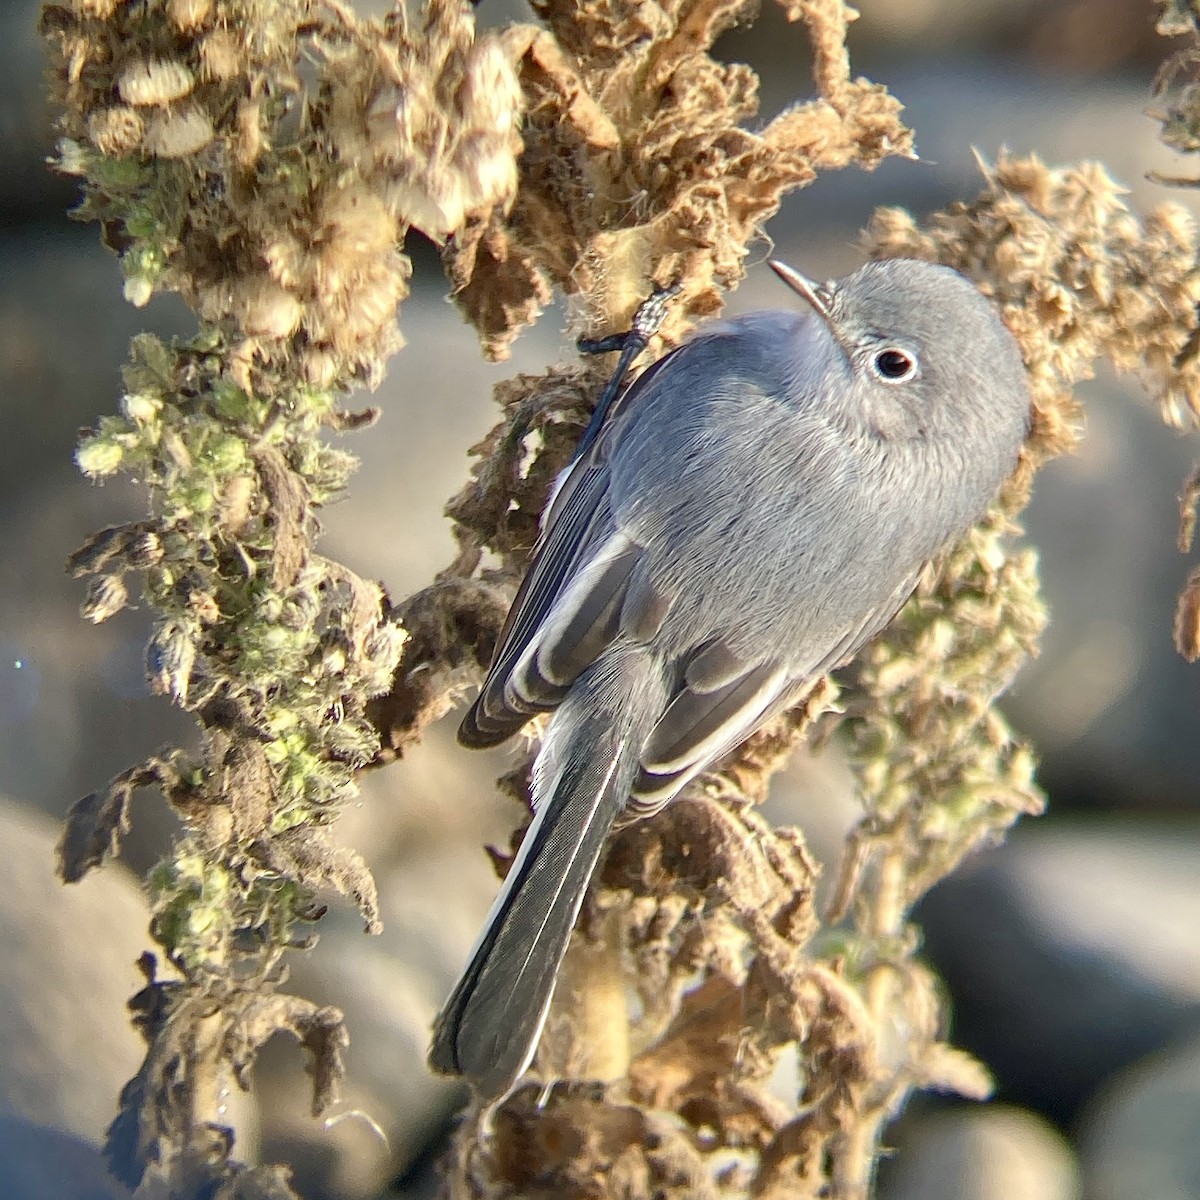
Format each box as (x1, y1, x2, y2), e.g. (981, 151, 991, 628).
(871, 348, 917, 383)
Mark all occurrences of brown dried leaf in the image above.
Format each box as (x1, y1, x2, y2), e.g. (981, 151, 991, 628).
(445, 367, 596, 564)
(448, 0, 910, 357)
(312, 555, 389, 666)
(1158, 0, 1200, 38)
(1175, 564, 1200, 661)
(58, 754, 192, 882)
(225, 992, 349, 1117)
(254, 447, 309, 590)
(523, 29, 620, 149)
(220, 739, 276, 842)
(366, 576, 511, 762)
(461, 1092, 722, 1200)
(105, 955, 226, 1193)
(1178, 462, 1200, 551)
(629, 975, 764, 1117)
(259, 825, 381, 935)
(753, 1112, 832, 1200)
(914, 1042, 994, 1100)
(321, 406, 381, 432)
(106, 954, 341, 1195)
(66, 521, 152, 577)
(779, 0, 855, 102)
(445, 216, 558, 361)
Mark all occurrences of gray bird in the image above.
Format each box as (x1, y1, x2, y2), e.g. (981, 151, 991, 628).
(429, 257, 1032, 1098)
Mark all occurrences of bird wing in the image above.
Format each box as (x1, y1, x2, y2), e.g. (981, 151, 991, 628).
(458, 347, 686, 750)
(627, 570, 923, 814)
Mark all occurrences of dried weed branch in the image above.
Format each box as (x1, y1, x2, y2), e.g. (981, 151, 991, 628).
(408, 26, 1200, 1200)
(43, 0, 520, 1194)
(43, 0, 1200, 1197)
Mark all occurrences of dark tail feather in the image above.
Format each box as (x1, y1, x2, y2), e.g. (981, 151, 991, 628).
(427, 735, 632, 1098)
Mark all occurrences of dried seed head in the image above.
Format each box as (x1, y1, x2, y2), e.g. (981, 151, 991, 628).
(146, 619, 197, 705)
(121, 391, 162, 423)
(303, 350, 338, 389)
(67, 525, 135, 577)
(124, 274, 155, 308)
(323, 720, 377, 766)
(76, 435, 125, 478)
(386, 174, 467, 240)
(458, 38, 522, 137)
(234, 95, 265, 169)
(87, 106, 145, 157)
(262, 234, 308, 291)
(290, 183, 410, 366)
(72, 0, 122, 17)
(364, 83, 425, 167)
(188, 589, 220, 625)
(199, 29, 242, 82)
(55, 138, 88, 176)
(218, 474, 254, 534)
(82, 575, 129, 623)
(319, 642, 348, 677)
(166, 0, 214, 33)
(118, 58, 196, 107)
(345, 26, 522, 241)
(454, 131, 519, 214)
(143, 106, 215, 158)
(128, 530, 164, 568)
(231, 276, 303, 339)
(364, 621, 407, 681)
(317, 185, 398, 266)
(281, 589, 321, 630)
(302, 255, 410, 357)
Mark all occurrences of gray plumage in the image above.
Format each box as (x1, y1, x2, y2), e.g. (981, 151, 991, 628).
(429, 257, 1032, 1098)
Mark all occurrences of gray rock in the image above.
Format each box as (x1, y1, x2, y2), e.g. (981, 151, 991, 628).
(0, 798, 258, 1159)
(1013, 377, 1200, 813)
(881, 1104, 1080, 1200)
(915, 820, 1200, 1120)
(1078, 1028, 1200, 1200)
(0, 1114, 132, 1200)
(0, 798, 154, 1141)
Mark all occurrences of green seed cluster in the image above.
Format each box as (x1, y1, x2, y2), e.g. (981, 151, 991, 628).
(70, 327, 404, 968)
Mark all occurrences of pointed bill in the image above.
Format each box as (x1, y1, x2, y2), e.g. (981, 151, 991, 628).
(769, 259, 834, 322)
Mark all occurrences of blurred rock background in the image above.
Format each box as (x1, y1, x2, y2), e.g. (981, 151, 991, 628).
(3, 1, 1199, 1198)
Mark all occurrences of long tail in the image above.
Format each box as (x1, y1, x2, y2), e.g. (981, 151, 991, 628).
(429, 650, 664, 1099)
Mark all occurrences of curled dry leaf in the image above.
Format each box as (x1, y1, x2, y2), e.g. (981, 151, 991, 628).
(367, 576, 511, 761)
(58, 754, 196, 883)
(259, 825, 382, 935)
(1178, 462, 1200, 552)
(1175, 565, 1200, 661)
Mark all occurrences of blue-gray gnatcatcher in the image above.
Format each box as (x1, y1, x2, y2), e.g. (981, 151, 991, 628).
(429, 258, 1032, 1098)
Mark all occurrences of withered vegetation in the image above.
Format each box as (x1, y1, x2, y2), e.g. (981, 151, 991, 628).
(39, 0, 1200, 1196)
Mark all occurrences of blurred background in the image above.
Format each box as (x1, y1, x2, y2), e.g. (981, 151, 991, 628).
(3, 1, 1200, 1198)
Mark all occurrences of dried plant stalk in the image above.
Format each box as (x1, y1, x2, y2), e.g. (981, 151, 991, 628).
(43, 0, 521, 1194)
(392, 29, 1200, 1200)
(42, 0, 1200, 1197)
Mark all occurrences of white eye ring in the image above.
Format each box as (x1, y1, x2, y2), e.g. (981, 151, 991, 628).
(870, 347, 918, 383)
